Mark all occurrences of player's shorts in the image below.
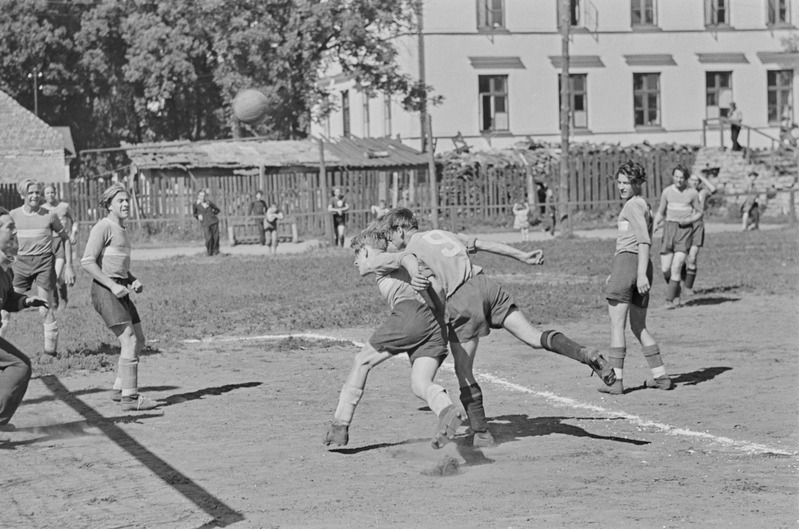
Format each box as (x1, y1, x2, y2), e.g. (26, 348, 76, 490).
(51, 236, 65, 259)
(690, 221, 705, 247)
(12, 253, 56, 292)
(661, 220, 693, 254)
(333, 216, 346, 228)
(90, 279, 141, 328)
(446, 272, 515, 343)
(606, 251, 653, 308)
(368, 300, 447, 364)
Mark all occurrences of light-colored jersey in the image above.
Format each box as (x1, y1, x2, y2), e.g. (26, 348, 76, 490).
(11, 207, 64, 256)
(81, 218, 131, 279)
(660, 185, 700, 223)
(375, 267, 426, 311)
(615, 196, 652, 255)
(41, 201, 74, 235)
(406, 230, 481, 299)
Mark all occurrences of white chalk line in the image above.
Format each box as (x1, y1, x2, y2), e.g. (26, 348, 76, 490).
(183, 332, 796, 457)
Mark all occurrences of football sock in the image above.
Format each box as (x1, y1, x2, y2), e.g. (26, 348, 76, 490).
(684, 267, 697, 289)
(665, 279, 681, 301)
(333, 385, 363, 426)
(43, 321, 58, 354)
(119, 357, 139, 397)
(459, 383, 488, 433)
(607, 347, 626, 381)
(663, 271, 671, 284)
(540, 330, 583, 362)
(112, 377, 123, 391)
(642, 344, 667, 378)
(424, 384, 453, 417)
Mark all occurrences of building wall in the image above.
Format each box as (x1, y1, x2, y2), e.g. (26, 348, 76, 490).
(312, 0, 799, 152)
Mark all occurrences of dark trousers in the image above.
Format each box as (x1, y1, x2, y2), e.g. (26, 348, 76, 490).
(0, 337, 31, 426)
(254, 217, 266, 245)
(731, 125, 742, 151)
(203, 223, 220, 256)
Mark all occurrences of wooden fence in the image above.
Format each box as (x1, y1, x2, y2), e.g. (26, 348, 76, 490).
(0, 149, 695, 240)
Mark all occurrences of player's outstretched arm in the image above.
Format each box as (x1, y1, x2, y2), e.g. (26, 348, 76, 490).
(473, 239, 544, 265)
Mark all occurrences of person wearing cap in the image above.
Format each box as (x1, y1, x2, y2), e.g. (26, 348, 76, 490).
(741, 172, 760, 231)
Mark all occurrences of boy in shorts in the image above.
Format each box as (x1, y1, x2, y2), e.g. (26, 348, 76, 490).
(601, 161, 673, 395)
(2, 180, 74, 355)
(81, 184, 159, 412)
(653, 166, 702, 307)
(42, 184, 78, 309)
(323, 227, 464, 450)
(682, 172, 717, 294)
(376, 209, 616, 447)
(264, 204, 284, 255)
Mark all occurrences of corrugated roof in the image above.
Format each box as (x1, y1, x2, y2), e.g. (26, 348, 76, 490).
(0, 89, 65, 183)
(124, 137, 427, 171)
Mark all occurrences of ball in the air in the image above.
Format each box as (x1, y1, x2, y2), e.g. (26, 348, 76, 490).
(232, 89, 268, 124)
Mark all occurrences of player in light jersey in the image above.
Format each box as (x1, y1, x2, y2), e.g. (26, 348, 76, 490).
(324, 227, 463, 449)
(377, 208, 616, 448)
(682, 173, 717, 295)
(81, 184, 159, 412)
(653, 166, 702, 307)
(42, 184, 78, 309)
(601, 161, 673, 395)
(2, 180, 74, 355)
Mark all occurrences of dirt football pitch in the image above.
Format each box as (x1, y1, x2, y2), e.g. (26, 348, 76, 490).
(1, 230, 797, 528)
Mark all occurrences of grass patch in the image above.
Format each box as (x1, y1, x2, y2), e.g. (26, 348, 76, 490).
(8, 227, 795, 377)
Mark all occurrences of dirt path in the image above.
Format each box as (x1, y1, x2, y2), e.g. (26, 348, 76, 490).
(2, 291, 797, 528)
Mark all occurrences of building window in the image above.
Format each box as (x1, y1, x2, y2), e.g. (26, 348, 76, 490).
(705, 0, 729, 26)
(477, 0, 504, 30)
(383, 94, 392, 137)
(767, 0, 789, 26)
(362, 94, 370, 137)
(631, 0, 656, 26)
(706, 71, 732, 120)
(557, 0, 582, 27)
(479, 75, 509, 132)
(768, 70, 793, 123)
(558, 74, 588, 129)
(633, 73, 660, 127)
(341, 90, 350, 137)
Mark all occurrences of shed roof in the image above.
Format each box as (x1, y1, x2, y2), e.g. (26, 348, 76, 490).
(0, 90, 66, 183)
(123, 136, 427, 171)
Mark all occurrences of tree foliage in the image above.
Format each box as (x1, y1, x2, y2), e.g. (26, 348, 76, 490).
(0, 0, 434, 150)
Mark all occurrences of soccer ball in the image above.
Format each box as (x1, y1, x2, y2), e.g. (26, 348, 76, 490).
(232, 89, 269, 124)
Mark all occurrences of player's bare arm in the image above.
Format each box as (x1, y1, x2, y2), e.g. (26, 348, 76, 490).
(653, 194, 667, 230)
(636, 243, 651, 295)
(472, 238, 544, 265)
(399, 253, 429, 291)
(81, 261, 128, 299)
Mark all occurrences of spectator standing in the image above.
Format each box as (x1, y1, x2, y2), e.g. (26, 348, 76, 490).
(328, 187, 350, 247)
(512, 201, 530, 242)
(193, 189, 221, 256)
(264, 204, 284, 255)
(249, 190, 268, 245)
(728, 102, 743, 152)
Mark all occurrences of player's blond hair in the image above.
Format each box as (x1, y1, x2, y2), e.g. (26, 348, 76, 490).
(379, 207, 417, 231)
(351, 224, 388, 253)
(17, 179, 40, 198)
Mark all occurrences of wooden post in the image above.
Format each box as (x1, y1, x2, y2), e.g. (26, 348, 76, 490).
(318, 139, 332, 243)
(425, 113, 439, 229)
(391, 172, 399, 207)
(790, 189, 797, 226)
(558, 0, 572, 237)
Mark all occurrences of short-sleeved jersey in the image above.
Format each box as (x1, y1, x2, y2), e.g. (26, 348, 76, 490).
(81, 218, 131, 279)
(406, 230, 482, 299)
(660, 185, 700, 223)
(374, 266, 426, 311)
(11, 207, 64, 256)
(615, 196, 653, 255)
(41, 201, 74, 235)
(328, 196, 348, 222)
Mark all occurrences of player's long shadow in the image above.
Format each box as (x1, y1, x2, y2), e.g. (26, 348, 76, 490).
(624, 366, 731, 394)
(328, 437, 431, 455)
(682, 296, 740, 307)
(36, 375, 244, 528)
(485, 415, 650, 447)
(159, 382, 262, 407)
(21, 385, 180, 406)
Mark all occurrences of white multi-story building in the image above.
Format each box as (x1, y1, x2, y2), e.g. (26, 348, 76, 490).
(313, 0, 799, 151)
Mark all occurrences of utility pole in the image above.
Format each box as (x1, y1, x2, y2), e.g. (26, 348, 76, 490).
(416, 0, 427, 152)
(558, 0, 572, 236)
(27, 69, 42, 116)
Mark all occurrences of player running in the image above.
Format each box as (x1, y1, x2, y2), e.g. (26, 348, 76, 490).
(653, 166, 703, 308)
(41, 184, 79, 309)
(601, 161, 673, 395)
(682, 172, 717, 295)
(324, 227, 464, 449)
(81, 184, 159, 412)
(0, 180, 74, 355)
(376, 208, 616, 447)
